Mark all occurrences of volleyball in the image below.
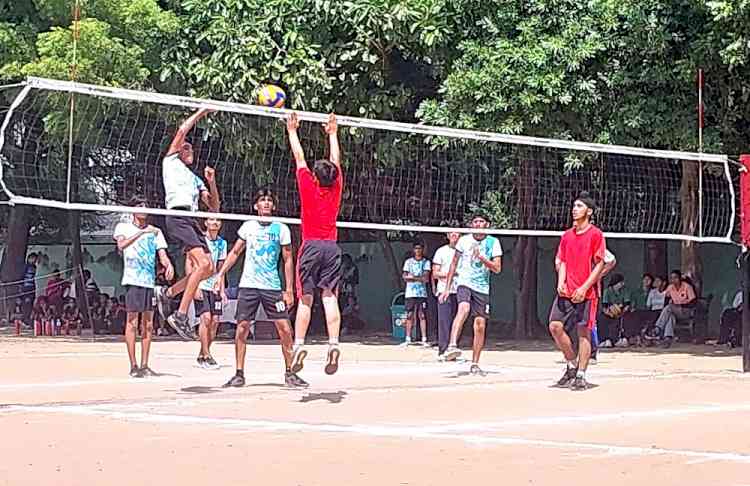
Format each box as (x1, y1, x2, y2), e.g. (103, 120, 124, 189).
(257, 84, 286, 108)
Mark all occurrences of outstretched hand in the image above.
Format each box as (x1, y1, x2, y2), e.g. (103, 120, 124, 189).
(204, 166, 216, 183)
(287, 112, 300, 131)
(322, 113, 337, 134)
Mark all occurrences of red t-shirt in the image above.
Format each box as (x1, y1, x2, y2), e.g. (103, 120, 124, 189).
(556, 225, 606, 301)
(296, 167, 343, 241)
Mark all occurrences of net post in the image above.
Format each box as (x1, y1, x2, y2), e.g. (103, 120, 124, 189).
(739, 154, 750, 371)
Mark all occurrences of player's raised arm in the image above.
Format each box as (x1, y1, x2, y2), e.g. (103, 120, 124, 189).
(168, 108, 213, 156)
(323, 113, 340, 168)
(201, 166, 221, 212)
(286, 112, 307, 170)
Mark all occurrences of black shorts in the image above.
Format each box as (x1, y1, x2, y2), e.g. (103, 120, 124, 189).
(405, 297, 427, 315)
(124, 286, 155, 313)
(457, 285, 490, 319)
(548, 296, 597, 331)
(194, 289, 222, 317)
(296, 240, 342, 297)
(165, 213, 209, 252)
(235, 288, 289, 322)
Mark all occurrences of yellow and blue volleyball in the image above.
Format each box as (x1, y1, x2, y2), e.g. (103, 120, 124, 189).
(257, 84, 286, 108)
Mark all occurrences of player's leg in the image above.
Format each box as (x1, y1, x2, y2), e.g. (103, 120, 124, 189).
(139, 310, 156, 375)
(471, 315, 487, 374)
(402, 299, 415, 346)
(548, 297, 579, 386)
(444, 287, 472, 361)
(437, 295, 454, 357)
(125, 311, 141, 377)
(418, 300, 428, 346)
(197, 310, 212, 368)
(276, 318, 308, 387)
(224, 289, 259, 387)
(321, 288, 341, 375)
(292, 242, 316, 370)
(175, 248, 213, 317)
(572, 324, 592, 390)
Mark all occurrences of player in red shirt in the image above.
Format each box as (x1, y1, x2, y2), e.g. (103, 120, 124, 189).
(286, 112, 343, 375)
(549, 192, 606, 391)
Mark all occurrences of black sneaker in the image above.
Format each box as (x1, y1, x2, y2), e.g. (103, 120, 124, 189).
(167, 313, 193, 340)
(222, 374, 245, 388)
(130, 365, 143, 378)
(140, 366, 158, 377)
(555, 366, 577, 387)
(469, 364, 486, 376)
(196, 357, 208, 369)
(571, 376, 589, 391)
(291, 346, 308, 373)
(661, 337, 673, 349)
(285, 371, 310, 388)
(154, 286, 173, 320)
(324, 345, 341, 375)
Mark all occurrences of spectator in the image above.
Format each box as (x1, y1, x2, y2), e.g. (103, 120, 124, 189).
(597, 274, 632, 348)
(21, 253, 38, 323)
(647, 276, 669, 311)
(45, 270, 70, 313)
(341, 294, 365, 335)
(631, 273, 654, 311)
(62, 298, 82, 333)
(718, 289, 742, 347)
(402, 241, 431, 346)
(83, 269, 100, 306)
(109, 296, 126, 335)
(340, 254, 359, 304)
(31, 296, 53, 326)
(647, 270, 696, 348)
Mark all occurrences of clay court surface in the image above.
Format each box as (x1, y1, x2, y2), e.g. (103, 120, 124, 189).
(2, 334, 750, 485)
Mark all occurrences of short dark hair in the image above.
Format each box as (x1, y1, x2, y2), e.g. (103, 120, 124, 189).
(128, 195, 148, 207)
(575, 191, 597, 211)
(642, 273, 654, 281)
(313, 159, 338, 187)
(253, 187, 278, 206)
(609, 273, 624, 286)
(469, 210, 491, 224)
(413, 240, 424, 248)
(670, 269, 682, 279)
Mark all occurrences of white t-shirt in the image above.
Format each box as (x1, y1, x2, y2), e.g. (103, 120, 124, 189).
(237, 221, 291, 290)
(455, 235, 502, 295)
(113, 222, 168, 288)
(199, 236, 228, 291)
(647, 288, 667, 311)
(433, 244, 457, 295)
(162, 153, 207, 211)
(403, 257, 431, 298)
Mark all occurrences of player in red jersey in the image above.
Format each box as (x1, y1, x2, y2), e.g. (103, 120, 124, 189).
(549, 192, 606, 390)
(286, 112, 343, 375)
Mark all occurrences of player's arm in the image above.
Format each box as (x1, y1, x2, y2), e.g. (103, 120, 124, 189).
(281, 244, 294, 307)
(113, 225, 157, 251)
(286, 113, 307, 170)
(323, 113, 340, 168)
(214, 239, 245, 290)
(601, 250, 617, 278)
(200, 167, 220, 212)
(167, 108, 213, 155)
(157, 249, 174, 281)
(440, 251, 461, 302)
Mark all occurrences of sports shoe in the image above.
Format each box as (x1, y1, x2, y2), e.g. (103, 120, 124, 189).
(166, 312, 193, 340)
(140, 366, 158, 377)
(291, 346, 308, 373)
(437, 354, 446, 362)
(325, 344, 341, 375)
(661, 336, 673, 349)
(555, 366, 577, 387)
(154, 286, 173, 320)
(589, 357, 598, 365)
(130, 365, 143, 378)
(196, 357, 208, 369)
(571, 376, 589, 391)
(222, 374, 245, 388)
(421, 340, 429, 347)
(399, 339, 411, 347)
(443, 345, 461, 361)
(615, 337, 629, 348)
(205, 356, 219, 370)
(469, 364, 486, 376)
(600, 339, 613, 348)
(285, 371, 309, 388)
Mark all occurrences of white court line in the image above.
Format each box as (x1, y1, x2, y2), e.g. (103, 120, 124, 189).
(5, 403, 750, 464)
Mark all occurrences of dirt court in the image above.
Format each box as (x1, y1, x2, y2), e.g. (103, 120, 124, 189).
(1, 333, 750, 486)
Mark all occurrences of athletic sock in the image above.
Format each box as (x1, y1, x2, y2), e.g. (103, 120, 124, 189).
(405, 337, 412, 343)
(576, 370, 585, 379)
(236, 369, 244, 377)
(567, 359, 578, 370)
(329, 337, 339, 346)
(294, 339, 305, 347)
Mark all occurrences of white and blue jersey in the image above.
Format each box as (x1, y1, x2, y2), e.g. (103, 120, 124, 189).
(455, 234, 502, 295)
(199, 235, 228, 291)
(113, 222, 168, 289)
(403, 257, 431, 298)
(162, 153, 206, 211)
(237, 220, 291, 291)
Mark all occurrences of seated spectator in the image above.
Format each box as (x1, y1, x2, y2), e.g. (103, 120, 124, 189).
(646, 270, 696, 348)
(647, 276, 669, 311)
(62, 298, 82, 333)
(109, 296, 126, 335)
(597, 274, 631, 348)
(45, 270, 70, 314)
(718, 289, 742, 347)
(341, 294, 365, 335)
(31, 296, 53, 324)
(619, 275, 666, 346)
(631, 273, 653, 311)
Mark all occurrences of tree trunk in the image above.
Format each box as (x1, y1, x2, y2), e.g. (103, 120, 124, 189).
(680, 160, 703, 295)
(514, 236, 540, 339)
(69, 210, 90, 334)
(644, 240, 668, 278)
(377, 231, 402, 293)
(0, 205, 32, 318)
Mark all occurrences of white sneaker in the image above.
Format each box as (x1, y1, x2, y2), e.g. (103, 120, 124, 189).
(600, 339, 613, 348)
(399, 340, 411, 347)
(444, 346, 461, 361)
(615, 337, 629, 348)
(421, 340, 429, 347)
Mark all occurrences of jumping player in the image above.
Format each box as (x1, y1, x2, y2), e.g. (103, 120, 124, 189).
(113, 196, 174, 377)
(549, 192, 606, 391)
(285, 112, 344, 376)
(440, 213, 502, 374)
(214, 189, 307, 388)
(155, 108, 220, 340)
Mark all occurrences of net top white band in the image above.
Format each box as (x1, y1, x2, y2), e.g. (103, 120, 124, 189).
(25, 76, 728, 164)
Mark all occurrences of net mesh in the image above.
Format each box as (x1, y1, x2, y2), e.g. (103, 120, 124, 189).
(0, 78, 737, 242)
